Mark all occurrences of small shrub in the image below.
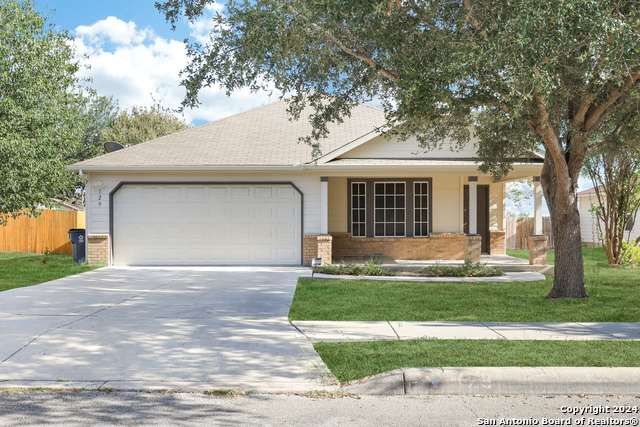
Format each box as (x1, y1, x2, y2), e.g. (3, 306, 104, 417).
(620, 241, 640, 267)
(419, 258, 504, 277)
(314, 259, 393, 276)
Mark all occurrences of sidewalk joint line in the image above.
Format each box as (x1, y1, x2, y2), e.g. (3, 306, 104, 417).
(480, 322, 508, 340)
(387, 321, 401, 340)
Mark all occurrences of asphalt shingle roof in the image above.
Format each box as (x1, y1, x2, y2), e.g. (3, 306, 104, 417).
(71, 99, 386, 170)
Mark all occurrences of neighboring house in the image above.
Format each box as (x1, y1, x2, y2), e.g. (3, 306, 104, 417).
(68, 99, 543, 266)
(578, 187, 640, 246)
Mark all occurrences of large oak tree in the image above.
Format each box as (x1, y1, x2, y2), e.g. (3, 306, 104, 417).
(157, 0, 640, 298)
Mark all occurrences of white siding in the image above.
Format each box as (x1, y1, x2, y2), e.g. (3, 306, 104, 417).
(579, 194, 640, 244)
(338, 134, 478, 159)
(579, 196, 600, 244)
(432, 176, 461, 233)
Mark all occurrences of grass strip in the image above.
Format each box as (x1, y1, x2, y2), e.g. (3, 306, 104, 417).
(315, 340, 640, 383)
(290, 248, 640, 322)
(0, 252, 102, 292)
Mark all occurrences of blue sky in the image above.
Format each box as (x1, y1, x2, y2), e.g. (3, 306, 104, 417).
(41, 0, 276, 126)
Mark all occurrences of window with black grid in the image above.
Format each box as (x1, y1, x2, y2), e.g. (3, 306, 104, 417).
(374, 182, 406, 237)
(414, 181, 430, 236)
(351, 182, 366, 237)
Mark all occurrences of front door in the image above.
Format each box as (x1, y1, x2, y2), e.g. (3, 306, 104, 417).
(464, 185, 490, 254)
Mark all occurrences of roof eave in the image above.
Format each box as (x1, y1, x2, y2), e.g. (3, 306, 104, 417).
(67, 164, 307, 172)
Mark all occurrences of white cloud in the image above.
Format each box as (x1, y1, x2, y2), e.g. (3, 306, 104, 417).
(188, 3, 226, 45)
(75, 16, 152, 47)
(72, 16, 278, 126)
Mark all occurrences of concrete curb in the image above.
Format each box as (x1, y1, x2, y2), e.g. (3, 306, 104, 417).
(310, 272, 545, 282)
(342, 367, 640, 395)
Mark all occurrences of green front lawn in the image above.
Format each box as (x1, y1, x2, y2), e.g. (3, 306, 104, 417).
(293, 248, 640, 380)
(318, 340, 640, 383)
(289, 248, 640, 322)
(0, 252, 102, 292)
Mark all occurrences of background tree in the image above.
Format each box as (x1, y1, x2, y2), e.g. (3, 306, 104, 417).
(0, 0, 87, 224)
(75, 95, 120, 161)
(101, 104, 190, 147)
(505, 180, 534, 218)
(583, 102, 640, 265)
(158, 0, 640, 298)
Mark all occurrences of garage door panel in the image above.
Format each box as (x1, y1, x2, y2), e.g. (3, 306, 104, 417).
(278, 207, 297, 221)
(255, 206, 274, 220)
(232, 207, 252, 220)
(278, 187, 296, 199)
(232, 186, 251, 199)
(278, 248, 296, 261)
(255, 187, 273, 198)
(113, 184, 301, 266)
(186, 186, 206, 200)
(209, 187, 227, 198)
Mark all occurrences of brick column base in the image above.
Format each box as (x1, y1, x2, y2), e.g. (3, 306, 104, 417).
(465, 234, 482, 263)
(303, 234, 333, 266)
(529, 235, 548, 265)
(490, 231, 506, 255)
(317, 235, 333, 265)
(87, 235, 109, 264)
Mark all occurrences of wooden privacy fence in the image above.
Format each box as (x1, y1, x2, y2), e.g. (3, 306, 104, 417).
(0, 210, 86, 255)
(505, 217, 555, 250)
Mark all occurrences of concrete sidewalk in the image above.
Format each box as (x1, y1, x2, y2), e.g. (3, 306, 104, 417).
(292, 321, 640, 342)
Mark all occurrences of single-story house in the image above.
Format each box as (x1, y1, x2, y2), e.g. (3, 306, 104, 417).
(69, 99, 544, 266)
(578, 187, 639, 246)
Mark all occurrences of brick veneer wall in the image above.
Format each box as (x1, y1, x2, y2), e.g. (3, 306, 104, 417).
(317, 235, 333, 265)
(87, 234, 109, 264)
(465, 234, 482, 263)
(331, 233, 482, 262)
(303, 234, 334, 266)
(489, 231, 506, 255)
(528, 235, 548, 265)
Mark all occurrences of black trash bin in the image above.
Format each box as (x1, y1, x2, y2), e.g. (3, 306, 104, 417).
(68, 229, 86, 265)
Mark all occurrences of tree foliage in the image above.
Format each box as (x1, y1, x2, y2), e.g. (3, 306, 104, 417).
(583, 99, 640, 265)
(75, 95, 120, 162)
(157, 0, 640, 298)
(0, 0, 87, 224)
(100, 105, 190, 147)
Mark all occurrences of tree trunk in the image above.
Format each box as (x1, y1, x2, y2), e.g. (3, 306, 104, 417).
(541, 157, 588, 299)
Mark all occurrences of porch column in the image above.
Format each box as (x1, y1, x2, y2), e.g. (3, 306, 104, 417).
(320, 177, 329, 234)
(533, 176, 543, 235)
(530, 176, 548, 265)
(468, 176, 478, 235)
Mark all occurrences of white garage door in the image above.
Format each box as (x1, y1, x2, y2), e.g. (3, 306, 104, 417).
(112, 184, 302, 266)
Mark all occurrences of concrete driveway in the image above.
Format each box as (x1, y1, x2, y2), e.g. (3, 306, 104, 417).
(0, 267, 330, 393)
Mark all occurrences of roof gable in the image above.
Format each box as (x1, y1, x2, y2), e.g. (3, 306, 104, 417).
(335, 134, 479, 160)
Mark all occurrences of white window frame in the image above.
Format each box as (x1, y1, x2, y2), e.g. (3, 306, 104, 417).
(374, 181, 406, 237)
(414, 181, 430, 237)
(351, 182, 367, 237)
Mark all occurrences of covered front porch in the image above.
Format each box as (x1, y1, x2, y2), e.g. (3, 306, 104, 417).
(304, 173, 549, 268)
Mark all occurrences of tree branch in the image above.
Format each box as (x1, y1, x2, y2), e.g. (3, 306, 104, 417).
(285, 3, 400, 83)
(584, 70, 640, 130)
